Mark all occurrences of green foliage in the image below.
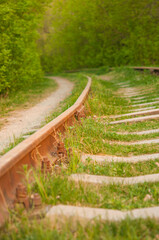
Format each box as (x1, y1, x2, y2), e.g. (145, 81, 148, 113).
(2, 1, 159, 93)
(0, 0, 50, 94)
(1, 216, 159, 239)
(39, 0, 159, 72)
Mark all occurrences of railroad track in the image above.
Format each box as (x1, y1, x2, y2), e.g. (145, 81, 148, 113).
(0, 77, 91, 224)
(0, 67, 159, 232)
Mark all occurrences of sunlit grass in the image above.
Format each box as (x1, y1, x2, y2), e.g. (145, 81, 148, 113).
(76, 160, 159, 177)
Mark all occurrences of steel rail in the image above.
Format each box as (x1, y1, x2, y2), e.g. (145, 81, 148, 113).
(130, 66, 159, 74)
(0, 76, 92, 224)
(110, 66, 159, 74)
(67, 66, 159, 74)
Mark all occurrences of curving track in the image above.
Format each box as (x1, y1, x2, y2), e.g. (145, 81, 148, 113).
(0, 77, 91, 224)
(46, 67, 159, 224)
(0, 66, 159, 227)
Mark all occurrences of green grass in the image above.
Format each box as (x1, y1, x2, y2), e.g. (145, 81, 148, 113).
(1, 216, 159, 240)
(131, 94, 159, 101)
(76, 160, 159, 177)
(130, 98, 159, 103)
(65, 119, 159, 156)
(99, 130, 159, 142)
(70, 118, 159, 142)
(29, 173, 159, 211)
(107, 120, 159, 132)
(0, 136, 24, 156)
(87, 76, 130, 116)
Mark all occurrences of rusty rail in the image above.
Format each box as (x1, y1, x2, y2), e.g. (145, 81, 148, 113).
(110, 66, 159, 74)
(0, 76, 92, 224)
(66, 66, 159, 74)
(131, 66, 159, 74)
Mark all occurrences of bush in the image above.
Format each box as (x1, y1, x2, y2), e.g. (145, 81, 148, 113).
(39, 0, 159, 72)
(0, 0, 50, 94)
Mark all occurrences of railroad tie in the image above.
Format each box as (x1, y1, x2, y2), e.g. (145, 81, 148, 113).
(116, 129, 159, 135)
(110, 114, 159, 125)
(132, 97, 159, 104)
(107, 138, 159, 145)
(81, 153, 159, 163)
(70, 173, 159, 185)
(46, 205, 159, 223)
(132, 100, 159, 107)
(131, 106, 156, 112)
(110, 108, 159, 119)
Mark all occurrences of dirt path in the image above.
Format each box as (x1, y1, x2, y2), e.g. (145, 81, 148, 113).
(0, 77, 74, 153)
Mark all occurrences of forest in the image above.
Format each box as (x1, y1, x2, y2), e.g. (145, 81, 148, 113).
(1, 0, 159, 94)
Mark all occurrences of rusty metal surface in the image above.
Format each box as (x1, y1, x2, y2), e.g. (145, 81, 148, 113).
(129, 66, 159, 74)
(132, 66, 159, 70)
(0, 76, 91, 224)
(110, 66, 159, 74)
(32, 193, 42, 209)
